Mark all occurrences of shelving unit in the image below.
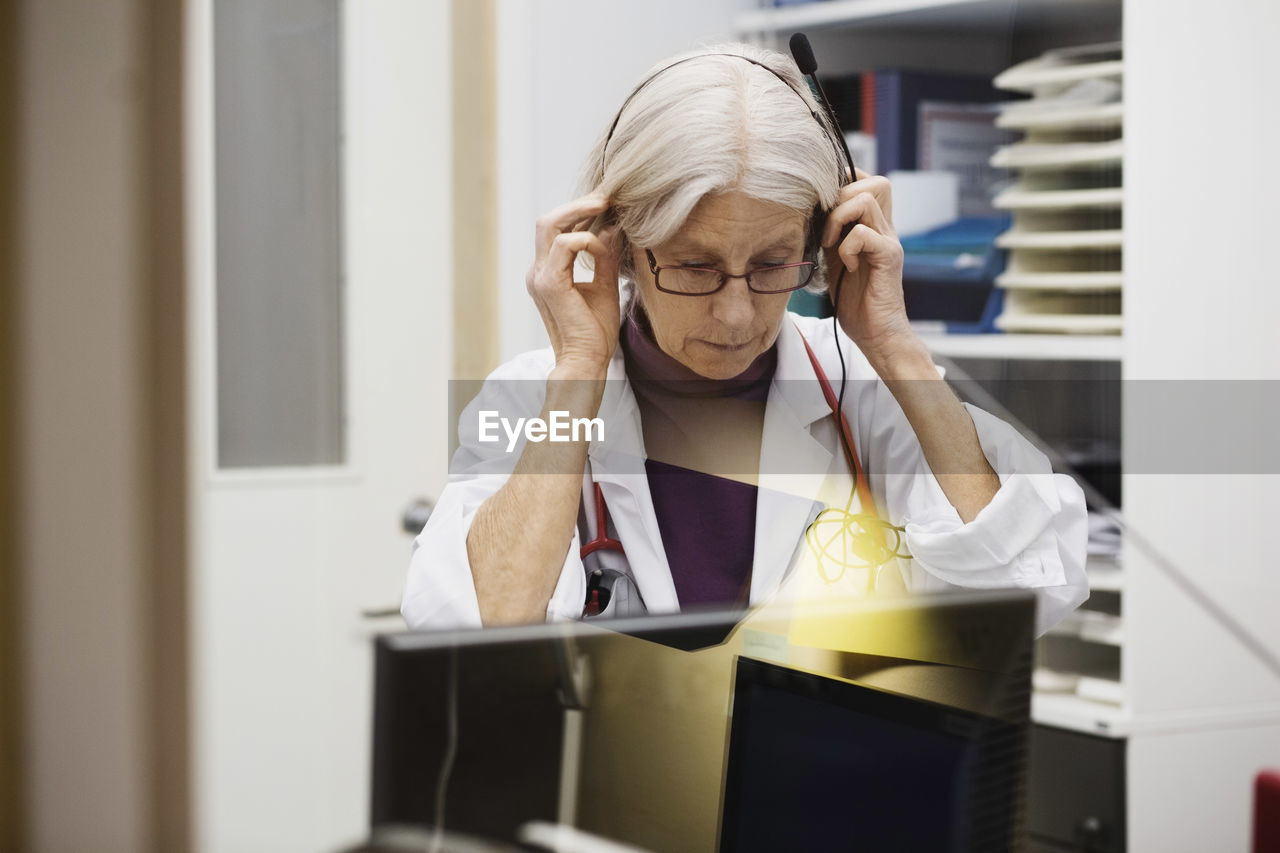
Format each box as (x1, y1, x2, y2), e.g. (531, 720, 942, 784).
(1032, 691, 1129, 736)
(737, 0, 1120, 33)
(739, 0, 1127, 717)
(740, 2, 1280, 850)
(739, 0, 1128, 740)
(989, 43, 1125, 335)
(918, 330, 1122, 361)
(740, 0, 1126, 348)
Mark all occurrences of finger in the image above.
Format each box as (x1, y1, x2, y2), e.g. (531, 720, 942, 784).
(835, 222, 903, 272)
(823, 191, 894, 247)
(535, 192, 610, 259)
(529, 228, 620, 312)
(533, 230, 620, 357)
(835, 173, 894, 227)
(536, 231, 613, 300)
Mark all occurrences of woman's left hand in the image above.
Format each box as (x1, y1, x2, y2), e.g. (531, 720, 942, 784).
(821, 168, 915, 365)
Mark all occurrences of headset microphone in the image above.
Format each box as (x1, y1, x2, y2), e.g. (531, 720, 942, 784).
(788, 31, 817, 74)
(788, 33, 856, 181)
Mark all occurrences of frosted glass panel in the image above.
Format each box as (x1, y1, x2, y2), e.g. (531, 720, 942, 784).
(214, 0, 344, 467)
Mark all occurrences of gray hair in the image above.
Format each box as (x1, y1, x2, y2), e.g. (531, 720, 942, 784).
(580, 43, 844, 293)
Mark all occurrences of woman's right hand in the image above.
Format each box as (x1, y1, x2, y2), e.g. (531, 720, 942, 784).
(526, 192, 623, 377)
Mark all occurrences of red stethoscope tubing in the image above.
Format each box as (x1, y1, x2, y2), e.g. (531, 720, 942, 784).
(580, 481, 625, 558)
(795, 330, 874, 502)
(578, 324, 869, 560)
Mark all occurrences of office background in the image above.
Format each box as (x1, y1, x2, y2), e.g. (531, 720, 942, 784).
(1, 0, 1278, 852)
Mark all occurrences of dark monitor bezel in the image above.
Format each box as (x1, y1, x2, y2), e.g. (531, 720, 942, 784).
(718, 655, 1022, 853)
(373, 590, 1034, 848)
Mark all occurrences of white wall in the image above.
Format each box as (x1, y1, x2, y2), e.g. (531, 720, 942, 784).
(1122, 0, 1280, 846)
(1128, 723, 1280, 852)
(495, 0, 758, 361)
(1124, 0, 1280, 382)
(1123, 0, 1280, 714)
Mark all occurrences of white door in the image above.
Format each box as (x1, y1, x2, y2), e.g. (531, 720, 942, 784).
(187, 1, 452, 850)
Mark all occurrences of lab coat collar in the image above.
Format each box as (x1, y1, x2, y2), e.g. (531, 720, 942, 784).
(585, 315, 842, 612)
(587, 343, 682, 613)
(593, 345, 644, 464)
(773, 317, 837, 428)
(750, 318, 838, 603)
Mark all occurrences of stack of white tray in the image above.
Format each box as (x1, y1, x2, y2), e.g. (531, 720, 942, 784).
(1035, 510, 1126, 709)
(990, 43, 1124, 335)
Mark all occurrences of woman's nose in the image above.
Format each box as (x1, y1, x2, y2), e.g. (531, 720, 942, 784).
(708, 278, 757, 330)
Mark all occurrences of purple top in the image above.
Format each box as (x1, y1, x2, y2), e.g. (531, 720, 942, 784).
(620, 310, 777, 609)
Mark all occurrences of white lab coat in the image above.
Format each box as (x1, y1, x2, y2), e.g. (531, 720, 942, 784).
(402, 313, 1089, 636)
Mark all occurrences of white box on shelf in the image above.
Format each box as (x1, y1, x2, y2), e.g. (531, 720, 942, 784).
(887, 169, 958, 236)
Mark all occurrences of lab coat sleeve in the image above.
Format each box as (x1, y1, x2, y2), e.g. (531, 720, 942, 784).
(859, 364, 1090, 637)
(400, 350, 590, 630)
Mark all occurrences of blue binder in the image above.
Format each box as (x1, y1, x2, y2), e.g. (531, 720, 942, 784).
(874, 69, 1005, 173)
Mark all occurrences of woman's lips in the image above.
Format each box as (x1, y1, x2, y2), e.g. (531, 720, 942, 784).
(700, 339, 753, 352)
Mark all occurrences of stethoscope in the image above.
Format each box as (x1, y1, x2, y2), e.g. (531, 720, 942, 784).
(579, 321, 908, 615)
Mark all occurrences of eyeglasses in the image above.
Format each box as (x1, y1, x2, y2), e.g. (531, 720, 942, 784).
(645, 249, 815, 296)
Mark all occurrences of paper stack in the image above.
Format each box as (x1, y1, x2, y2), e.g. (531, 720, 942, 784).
(989, 43, 1124, 334)
(1035, 509, 1125, 708)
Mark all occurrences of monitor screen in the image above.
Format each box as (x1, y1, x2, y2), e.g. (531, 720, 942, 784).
(370, 629, 568, 842)
(372, 592, 1034, 851)
(370, 609, 750, 843)
(719, 657, 1021, 853)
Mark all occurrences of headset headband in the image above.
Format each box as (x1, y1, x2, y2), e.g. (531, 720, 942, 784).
(601, 52, 846, 185)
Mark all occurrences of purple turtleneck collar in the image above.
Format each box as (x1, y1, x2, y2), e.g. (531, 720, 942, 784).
(619, 306, 776, 401)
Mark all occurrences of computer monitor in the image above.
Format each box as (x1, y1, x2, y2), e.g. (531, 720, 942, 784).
(719, 656, 1019, 852)
(370, 609, 749, 844)
(371, 590, 1035, 851)
(371, 622, 578, 843)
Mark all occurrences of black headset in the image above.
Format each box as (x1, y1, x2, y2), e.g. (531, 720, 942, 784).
(599, 36, 856, 259)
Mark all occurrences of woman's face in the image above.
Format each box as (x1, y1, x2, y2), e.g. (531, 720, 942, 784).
(632, 191, 808, 380)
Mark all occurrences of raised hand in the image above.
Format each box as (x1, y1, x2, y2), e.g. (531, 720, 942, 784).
(526, 192, 623, 378)
(820, 168, 913, 365)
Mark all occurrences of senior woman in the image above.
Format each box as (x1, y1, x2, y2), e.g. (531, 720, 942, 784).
(402, 43, 1088, 634)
